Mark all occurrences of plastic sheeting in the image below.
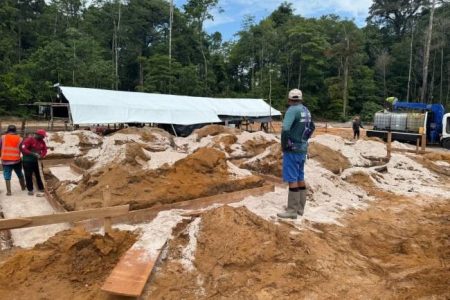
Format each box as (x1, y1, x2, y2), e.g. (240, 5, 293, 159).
(60, 86, 281, 125)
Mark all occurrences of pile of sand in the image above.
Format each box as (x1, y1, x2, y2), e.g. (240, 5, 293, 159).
(192, 124, 239, 140)
(423, 152, 450, 163)
(0, 228, 136, 300)
(311, 134, 386, 167)
(56, 148, 264, 211)
(308, 142, 351, 174)
(146, 198, 450, 299)
(147, 206, 319, 299)
(47, 130, 102, 158)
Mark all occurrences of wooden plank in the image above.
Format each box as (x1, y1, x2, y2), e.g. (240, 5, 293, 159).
(44, 189, 66, 212)
(101, 247, 162, 297)
(386, 131, 392, 159)
(0, 205, 129, 230)
(421, 133, 427, 152)
(103, 187, 112, 234)
(0, 218, 32, 230)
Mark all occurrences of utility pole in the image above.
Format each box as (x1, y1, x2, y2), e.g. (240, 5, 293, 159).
(169, 0, 174, 93)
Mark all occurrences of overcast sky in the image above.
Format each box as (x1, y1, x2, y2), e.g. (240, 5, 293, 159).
(174, 0, 373, 40)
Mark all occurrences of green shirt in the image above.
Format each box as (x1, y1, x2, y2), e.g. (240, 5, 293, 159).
(281, 104, 314, 153)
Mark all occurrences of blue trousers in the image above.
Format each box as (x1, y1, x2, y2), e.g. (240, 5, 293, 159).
(2, 162, 24, 180)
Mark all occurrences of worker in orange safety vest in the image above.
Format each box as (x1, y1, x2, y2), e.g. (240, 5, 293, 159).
(0, 125, 26, 195)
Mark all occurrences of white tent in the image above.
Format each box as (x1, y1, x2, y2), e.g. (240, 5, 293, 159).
(59, 86, 281, 125)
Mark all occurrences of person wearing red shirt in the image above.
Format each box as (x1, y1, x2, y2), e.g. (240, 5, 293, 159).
(21, 129, 48, 196)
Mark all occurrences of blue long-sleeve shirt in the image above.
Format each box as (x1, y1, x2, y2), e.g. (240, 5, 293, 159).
(281, 104, 315, 153)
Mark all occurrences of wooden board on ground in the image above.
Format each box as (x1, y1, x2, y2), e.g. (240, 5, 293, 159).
(0, 205, 129, 230)
(101, 245, 165, 297)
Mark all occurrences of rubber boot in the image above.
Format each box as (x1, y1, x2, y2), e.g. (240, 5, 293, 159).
(19, 177, 26, 191)
(298, 189, 307, 216)
(5, 180, 12, 196)
(277, 191, 299, 219)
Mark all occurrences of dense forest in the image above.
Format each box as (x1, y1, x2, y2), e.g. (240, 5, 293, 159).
(1, 0, 449, 120)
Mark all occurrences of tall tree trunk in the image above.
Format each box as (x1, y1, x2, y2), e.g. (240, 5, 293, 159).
(421, 0, 436, 102)
(139, 49, 144, 88)
(383, 64, 387, 99)
(169, 0, 173, 93)
(297, 61, 302, 89)
(200, 45, 208, 94)
(72, 41, 76, 85)
(286, 52, 291, 93)
(342, 37, 349, 118)
(111, 28, 115, 90)
(115, 1, 121, 90)
(343, 56, 349, 117)
(429, 50, 436, 102)
(439, 47, 443, 103)
(297, 46, 303, 89)
(18, 23, 22, 63)
(406, 21, 414, 102)
(260, 45, 264, 86)
(446, 63, 450, 106)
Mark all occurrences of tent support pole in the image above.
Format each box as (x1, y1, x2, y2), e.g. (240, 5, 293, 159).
(67, 105, 74, 131)
(171, 124, 178, 137)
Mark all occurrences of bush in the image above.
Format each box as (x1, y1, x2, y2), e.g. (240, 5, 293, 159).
(361, 101, 383, 122)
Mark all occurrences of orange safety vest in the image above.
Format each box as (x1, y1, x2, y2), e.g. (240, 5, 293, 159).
(1, 134, 22, 161)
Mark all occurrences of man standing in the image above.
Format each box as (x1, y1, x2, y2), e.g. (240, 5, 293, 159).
(352, 116, 363, 140)
(21, 129, 48, 196)
(0, 125, 26, 195)
(277, 89, 315, 219)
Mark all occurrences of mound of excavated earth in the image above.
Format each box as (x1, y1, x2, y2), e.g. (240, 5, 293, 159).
(0, 228, 136, 300)
(55, 147, 263, 210)
(146, 199, 450, 299)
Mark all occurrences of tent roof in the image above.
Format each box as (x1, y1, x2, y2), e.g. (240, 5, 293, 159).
(60, 86, 281, 125)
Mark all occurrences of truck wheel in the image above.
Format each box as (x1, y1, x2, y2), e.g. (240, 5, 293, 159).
(442, 138, 450, 150)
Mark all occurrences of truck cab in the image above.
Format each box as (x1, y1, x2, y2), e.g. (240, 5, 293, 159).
(442, 113, 450, 149)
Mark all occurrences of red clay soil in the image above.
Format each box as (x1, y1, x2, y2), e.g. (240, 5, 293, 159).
(56, 147, 264, 210)
(145, 193, 449, 299)
(0, 228, 136, 300)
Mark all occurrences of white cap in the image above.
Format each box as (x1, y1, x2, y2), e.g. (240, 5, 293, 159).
(288, 89, 302, 101)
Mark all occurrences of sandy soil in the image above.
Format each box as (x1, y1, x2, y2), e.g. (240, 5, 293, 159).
(145, 193, 449, 299)
(1, 125, 449, 299)
(55, 147, 264, 210)
(0, 228, 136, 300)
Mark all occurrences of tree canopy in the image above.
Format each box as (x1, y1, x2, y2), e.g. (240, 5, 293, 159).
(1, 0, 449, 120)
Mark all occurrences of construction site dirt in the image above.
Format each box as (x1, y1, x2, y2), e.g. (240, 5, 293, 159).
(0, 125, 449, 299)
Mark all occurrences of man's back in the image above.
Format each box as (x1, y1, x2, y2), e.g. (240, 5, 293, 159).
(282, 104, 313, 153)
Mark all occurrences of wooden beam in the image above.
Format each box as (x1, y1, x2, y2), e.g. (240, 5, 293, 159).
(386, 131, 392, 159)
(103, 187, 112, 234)
(421, 133, 427, 151)
(0, 205, 129, 230)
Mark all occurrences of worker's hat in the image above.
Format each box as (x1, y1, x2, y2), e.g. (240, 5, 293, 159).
(6, 125, 17, 133)
(35, 129, 48, 137)
(288, 89, 302, 101)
